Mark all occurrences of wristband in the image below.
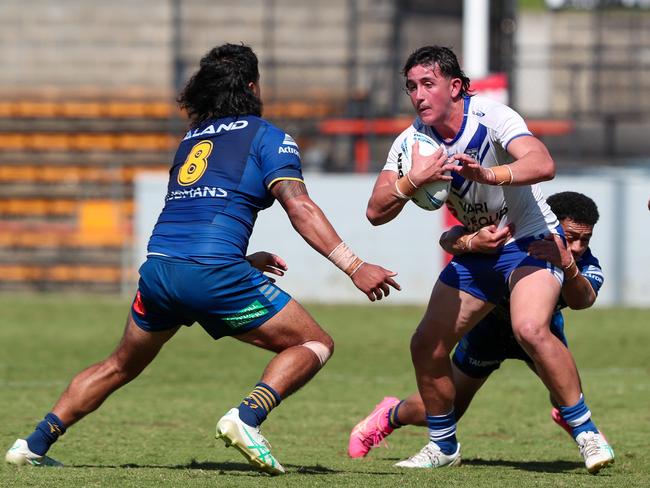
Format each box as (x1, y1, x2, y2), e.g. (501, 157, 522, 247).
(406, 173, 419, 189)
(458, 231, 478, 252)
(395, 175, 418, 198)
(489, 165, 514, 185)
(394, 180, 410, 200)
(328, 242, 365, 277)
(563, 259, 580, 280)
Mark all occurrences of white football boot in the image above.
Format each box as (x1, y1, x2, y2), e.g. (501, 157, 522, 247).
(215, 408, 285, 475)
(5, 439, 63, 467)
(576, 431, 615, 474)
(395, 442, 461, 468)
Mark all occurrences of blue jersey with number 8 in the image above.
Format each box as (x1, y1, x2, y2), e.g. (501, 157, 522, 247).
(147, 115, 303, 264)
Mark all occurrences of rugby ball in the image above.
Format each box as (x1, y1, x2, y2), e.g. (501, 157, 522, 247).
(398, 131, 451, 211)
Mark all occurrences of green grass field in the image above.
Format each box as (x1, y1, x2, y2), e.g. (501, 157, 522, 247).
(1, 295, 649, 487)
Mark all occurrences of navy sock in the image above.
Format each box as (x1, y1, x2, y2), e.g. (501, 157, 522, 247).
(387, 401, 405, 429)
(237, 382, 282, 427)
(25, 413, 66, 456)
(559, 394, 599, 439)
(426, 410, 458, 455)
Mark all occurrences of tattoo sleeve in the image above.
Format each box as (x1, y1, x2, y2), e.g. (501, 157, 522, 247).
(271, 179, 308, 203)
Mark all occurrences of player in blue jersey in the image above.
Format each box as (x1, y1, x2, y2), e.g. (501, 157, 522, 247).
(5, 43, 400, 475)
(351, 192, 613, 467)
(365, 46, 613, 473)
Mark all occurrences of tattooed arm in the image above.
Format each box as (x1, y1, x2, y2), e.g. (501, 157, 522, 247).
(271, 179, 401, 301)
(271, 179, 343, 258)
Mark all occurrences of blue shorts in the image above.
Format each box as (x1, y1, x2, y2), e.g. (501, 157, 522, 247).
(452, 311, 568, 378)
(131, 255, 291, 339)
(439, 229, 564, 304)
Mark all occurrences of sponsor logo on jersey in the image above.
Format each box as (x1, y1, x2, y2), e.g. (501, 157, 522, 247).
(453, 200, 509, 230)
(282, 134, 298, 147)
(165, 186, 228, 201)
(222, 300, 269, 327)
(472, 110, 485, 117)
(278, 146, 300, 156)
(468, 357, 500, 368)
(183, 120, 249, 140)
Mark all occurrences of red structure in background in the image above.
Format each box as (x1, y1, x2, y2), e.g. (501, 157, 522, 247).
(319, 72, 573, 173)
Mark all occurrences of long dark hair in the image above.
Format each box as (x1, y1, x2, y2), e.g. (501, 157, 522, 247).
(402, 46, 471, 97)
(177, 43, 262, 127)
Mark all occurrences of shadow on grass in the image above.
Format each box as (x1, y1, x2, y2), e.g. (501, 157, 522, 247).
(462, 457, 584, 473)
(380, 456, 585, 473)
(72, 460, 343, 475)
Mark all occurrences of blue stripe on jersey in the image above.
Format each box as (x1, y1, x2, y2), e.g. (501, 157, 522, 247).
(465, 124, 488, 160)
(504, 132, 532, 151)
(428, 96, 471, 145)
(453, 124, 488, 199)
(479, 140, 490, 162)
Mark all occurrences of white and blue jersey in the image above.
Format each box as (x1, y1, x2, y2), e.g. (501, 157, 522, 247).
(148, 115, 303, 264)
(132, 116, 301, 339)
(384, 95, 559, 241)
(452, 248, 603, 378)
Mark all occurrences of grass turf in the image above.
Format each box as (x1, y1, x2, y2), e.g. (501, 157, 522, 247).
(1, 294, 649, 487)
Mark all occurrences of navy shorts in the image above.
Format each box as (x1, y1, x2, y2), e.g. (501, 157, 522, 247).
(452, 310, 568, 378)
(439, 229, 564, 304)
(131, 255, 291, 339)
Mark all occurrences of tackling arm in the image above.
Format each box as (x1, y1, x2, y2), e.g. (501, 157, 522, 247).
(439, 224, 514, 255)
(560, 268, 597, 310)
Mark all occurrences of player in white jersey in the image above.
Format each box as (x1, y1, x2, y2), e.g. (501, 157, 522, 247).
(366, 46, 612, 473)
(386, 103, 558, 238)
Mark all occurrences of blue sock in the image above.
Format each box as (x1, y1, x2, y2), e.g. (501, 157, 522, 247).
(426, 410, 458, 455)
(388, 401, 405, 429)
(237, 382, 282, 427)
(25, 413, 66, 456)
(559, 394, 599, 439)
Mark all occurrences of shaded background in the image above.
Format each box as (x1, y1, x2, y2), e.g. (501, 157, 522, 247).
(0, 0, 649, 294)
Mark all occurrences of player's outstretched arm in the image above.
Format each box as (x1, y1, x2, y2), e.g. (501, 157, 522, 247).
(528, 234, 597, 309)
(272, 179, 401, 301)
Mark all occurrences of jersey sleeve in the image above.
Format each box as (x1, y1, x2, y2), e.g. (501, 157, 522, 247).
(578, 252, 604, 295)
(482, 100, 532, 151)
(256, 124, 304, 189)
(382, 125, 414, 173)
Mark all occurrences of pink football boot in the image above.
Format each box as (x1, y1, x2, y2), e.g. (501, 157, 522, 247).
(551, 407, 573, 437)
(348, 397, 400, 458)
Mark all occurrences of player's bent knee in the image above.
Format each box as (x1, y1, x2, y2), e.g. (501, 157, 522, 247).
(513, 321, 549, 351)
(302, 340, 333, 367)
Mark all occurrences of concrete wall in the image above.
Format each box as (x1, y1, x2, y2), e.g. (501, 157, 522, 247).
(135, 170, 650, 306)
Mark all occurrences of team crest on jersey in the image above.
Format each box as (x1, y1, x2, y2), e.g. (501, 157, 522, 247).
(465, 148, 479, 161)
